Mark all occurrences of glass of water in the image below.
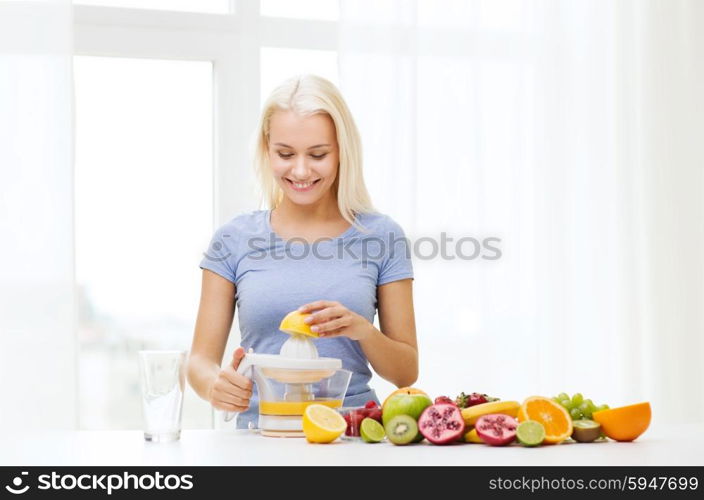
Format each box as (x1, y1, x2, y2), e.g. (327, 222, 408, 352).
(138, 350, 187, 442)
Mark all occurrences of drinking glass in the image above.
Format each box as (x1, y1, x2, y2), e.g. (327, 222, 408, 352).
(138, 350, 187, 442)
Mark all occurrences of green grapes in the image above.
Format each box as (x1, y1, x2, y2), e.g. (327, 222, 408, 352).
(554, 392, 610, 421)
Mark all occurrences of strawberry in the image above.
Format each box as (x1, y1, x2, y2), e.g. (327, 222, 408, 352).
(434, 396, 457, 406)
(455, 392, 500, 409)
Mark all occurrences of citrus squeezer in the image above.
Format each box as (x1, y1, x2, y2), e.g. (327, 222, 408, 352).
(224, 311, 352, 437)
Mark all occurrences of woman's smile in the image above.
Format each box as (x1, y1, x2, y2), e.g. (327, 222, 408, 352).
(285, 178, 321, 192)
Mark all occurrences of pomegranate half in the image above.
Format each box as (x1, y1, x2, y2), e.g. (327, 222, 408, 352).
(475, 413, 517, 446)
(418, 403, 466, 445)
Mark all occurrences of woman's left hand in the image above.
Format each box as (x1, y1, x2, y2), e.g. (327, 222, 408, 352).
(298, 300, 374, 341)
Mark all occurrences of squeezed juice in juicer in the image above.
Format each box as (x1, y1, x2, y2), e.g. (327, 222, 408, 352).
(224, 313, 352, 437)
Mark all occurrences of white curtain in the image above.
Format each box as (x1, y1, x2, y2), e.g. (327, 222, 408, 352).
(339, 0, 704, 423)
(0, 0, 76, 429)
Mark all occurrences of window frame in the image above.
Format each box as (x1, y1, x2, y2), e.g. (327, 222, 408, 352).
(74, 0, 338, 224)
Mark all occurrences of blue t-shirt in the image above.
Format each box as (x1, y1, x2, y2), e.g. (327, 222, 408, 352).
(199, 209, 414, 428)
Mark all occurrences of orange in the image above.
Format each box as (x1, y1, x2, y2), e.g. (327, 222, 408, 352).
(592, 402, 651, 442)
(518, 396, 573, 444)
(382, 387, 429, 409)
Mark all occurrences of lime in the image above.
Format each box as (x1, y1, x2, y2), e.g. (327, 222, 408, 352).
(516, 420, 545, 447)
(360, 418, 385, 443)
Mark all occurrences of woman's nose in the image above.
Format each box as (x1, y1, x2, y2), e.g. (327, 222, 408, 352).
(291, 156, 310, 179)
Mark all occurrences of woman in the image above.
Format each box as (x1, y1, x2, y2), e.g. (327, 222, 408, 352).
(187, 74, 418, 429)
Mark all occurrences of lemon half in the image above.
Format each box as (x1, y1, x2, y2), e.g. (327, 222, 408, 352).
(279, 310, 318, 338)
(302, 404, 347, 443)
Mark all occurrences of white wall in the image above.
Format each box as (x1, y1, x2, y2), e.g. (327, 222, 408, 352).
(0, 0, 77, 429)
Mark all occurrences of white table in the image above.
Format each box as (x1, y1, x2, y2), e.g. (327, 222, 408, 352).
(2, 424, 703, 466)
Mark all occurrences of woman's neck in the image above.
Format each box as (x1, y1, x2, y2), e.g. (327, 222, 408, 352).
(274, 196, 342, 225)
(270, 195, 351, 242)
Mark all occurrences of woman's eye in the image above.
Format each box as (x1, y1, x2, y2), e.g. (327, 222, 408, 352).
(277, 152, 327, 160)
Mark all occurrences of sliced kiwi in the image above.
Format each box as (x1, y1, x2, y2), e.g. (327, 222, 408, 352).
(385, 415, 418, 445)
(572, 419, 602, 443)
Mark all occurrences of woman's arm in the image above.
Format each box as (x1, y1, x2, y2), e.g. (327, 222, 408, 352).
(300, 278, 418, 388)
(362, 279, 418, 387)
(187, 269, 252, 411)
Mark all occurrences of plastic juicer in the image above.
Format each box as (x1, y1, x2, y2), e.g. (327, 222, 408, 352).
(224, 313, 352, 437)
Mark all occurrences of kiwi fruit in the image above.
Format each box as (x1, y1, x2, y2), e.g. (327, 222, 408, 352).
(385, 415, 418, 445)
(572, 419, 602, 443)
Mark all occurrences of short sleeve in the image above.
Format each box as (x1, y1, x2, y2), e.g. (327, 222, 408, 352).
(377, 217, 414, 286)
(199, 223, 237, 284)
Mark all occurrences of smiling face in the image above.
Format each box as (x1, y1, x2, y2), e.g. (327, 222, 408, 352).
(268, 110, 339, 207)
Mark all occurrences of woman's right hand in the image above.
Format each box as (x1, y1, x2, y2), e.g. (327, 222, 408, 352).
(208, 347, 253, 413)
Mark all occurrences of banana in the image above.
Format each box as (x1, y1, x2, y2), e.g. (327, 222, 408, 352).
(463, 428, 484, 443)
(461, 400, 520, 427)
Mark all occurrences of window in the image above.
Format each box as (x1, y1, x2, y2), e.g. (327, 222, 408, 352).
(73, 0, 342, 430)
(73, 0, 232, 14)
(260, 47, 338, 105)
(74, 56, 213, 429)
(260, 0, 338, 21)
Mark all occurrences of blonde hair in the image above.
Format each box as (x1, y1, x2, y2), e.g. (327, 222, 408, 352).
(252, 74, 374, 228)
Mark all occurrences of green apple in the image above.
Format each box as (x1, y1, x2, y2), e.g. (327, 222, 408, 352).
(382, 393, 433, 442)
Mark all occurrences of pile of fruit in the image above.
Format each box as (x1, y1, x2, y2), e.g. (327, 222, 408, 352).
(301, 388, 652, 446)
(340, 401, 382, 439)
